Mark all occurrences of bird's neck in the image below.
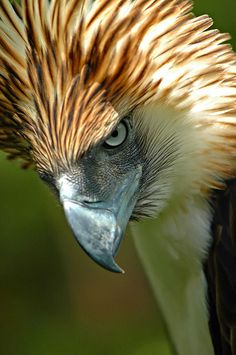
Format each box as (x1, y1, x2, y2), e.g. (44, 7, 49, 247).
(131, 195, 214, 355)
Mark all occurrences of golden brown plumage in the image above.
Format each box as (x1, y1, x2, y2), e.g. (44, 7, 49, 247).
(1, 0, 236, 185)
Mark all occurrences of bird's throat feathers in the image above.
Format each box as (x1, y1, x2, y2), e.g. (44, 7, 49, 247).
(0, 0, 236, 192)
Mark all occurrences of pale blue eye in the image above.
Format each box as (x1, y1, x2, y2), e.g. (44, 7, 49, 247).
(104, 121, 128, 148)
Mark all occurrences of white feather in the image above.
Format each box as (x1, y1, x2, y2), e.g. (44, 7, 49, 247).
(132, 196, 214, 355)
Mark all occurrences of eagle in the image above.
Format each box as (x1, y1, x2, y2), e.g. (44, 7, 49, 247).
(1, 0, 236, 354)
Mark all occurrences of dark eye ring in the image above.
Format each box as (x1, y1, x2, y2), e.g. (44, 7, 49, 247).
(103, 121, 128, 148)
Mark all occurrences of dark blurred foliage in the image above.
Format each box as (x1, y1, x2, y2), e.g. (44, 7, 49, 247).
(1, 1, 236, 354)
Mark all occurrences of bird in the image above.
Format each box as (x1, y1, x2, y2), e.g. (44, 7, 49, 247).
(1, 0, 236, 354)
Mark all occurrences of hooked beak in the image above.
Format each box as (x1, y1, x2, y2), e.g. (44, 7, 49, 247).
(59, 168, 142, 273)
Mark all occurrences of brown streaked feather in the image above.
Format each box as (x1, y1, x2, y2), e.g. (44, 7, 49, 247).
(0, 0, 236, 187)
(205, 179, 236, 355)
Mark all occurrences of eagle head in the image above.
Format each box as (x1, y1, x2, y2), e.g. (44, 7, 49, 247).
(1, 0, 236, 272)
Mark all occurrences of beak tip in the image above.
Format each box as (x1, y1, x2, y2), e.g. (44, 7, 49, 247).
(94, 254, 124, 274)
(114, 264, 125, 274)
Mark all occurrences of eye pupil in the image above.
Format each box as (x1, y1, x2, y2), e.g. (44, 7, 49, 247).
(111, 130, 118, 138)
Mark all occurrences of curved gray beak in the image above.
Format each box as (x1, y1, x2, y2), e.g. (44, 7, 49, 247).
(59, 168, 141, 273)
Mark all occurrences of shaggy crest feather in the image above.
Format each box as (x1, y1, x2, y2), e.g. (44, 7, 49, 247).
(0, 0, 236, 187)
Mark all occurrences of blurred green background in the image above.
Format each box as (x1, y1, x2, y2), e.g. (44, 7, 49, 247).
(1, 1, 236, 354)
